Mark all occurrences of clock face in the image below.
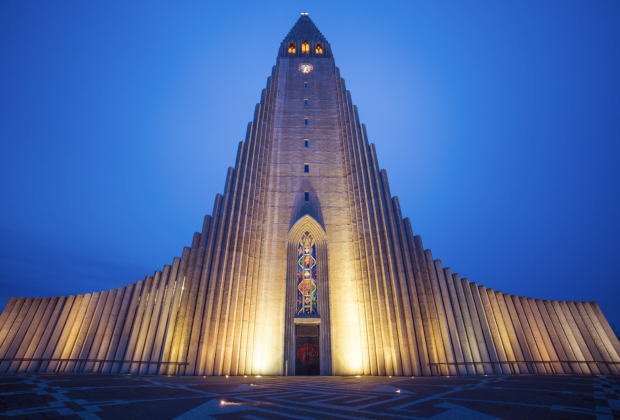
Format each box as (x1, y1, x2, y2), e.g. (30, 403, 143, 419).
(298, 63, 313, 74)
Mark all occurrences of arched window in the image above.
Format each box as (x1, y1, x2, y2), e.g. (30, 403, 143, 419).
(302, 41, 309, 54)
(297, 231, 317, 315)
(316, 43, 323, 54)
(288, 42, 296, 54)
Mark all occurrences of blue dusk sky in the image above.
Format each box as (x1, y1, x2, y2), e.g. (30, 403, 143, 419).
(1, 2, 619, 327)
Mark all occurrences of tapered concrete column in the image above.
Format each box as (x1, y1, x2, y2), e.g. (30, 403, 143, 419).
(74, 291, 109, 373)
(0, 298, 42, 372)
(510, 296, 547, 374)
(591, 302, 620, 359)
(46, 295, 83, 372)
(112, 281, 144, 373)
(550, 300, 589, 374)
(452, 274, 484, 375)
(521, 297, 560, 373)
(104, 283, 136, 373)
(575, 302, 619, 375)
(444, 267, 476, 375)
(0, 298, 33, 364)
(559, 301, 600, 374)
(93, 286, 126, 373)
(476, 286, 510, 374)
(567, 301, 610, 374)
(130, 273, 161, 374)
(425, 251, 457, 376)
(161, 247, 191, 375)
(0, 298, 24, 350)
(486, 290, 521, 374)
(149, 262, 178, 375)
(27, 296, 66, 372)
(0, 298, 17, 333)
(8, 298, 50, 372)
(13, 297, 55, 373)
(121, 276, 153, 374)
(583, 302, 620, 370)
(66, 292, 101, 373)
(140, 267, 170, 375)
(541, 300, 581, 374)
(461, 280, 493, 374)
(468, 283, 501, 374)
(497, 293, 532, 374)
(434, 261, 467, 376)
(83, 290, 117, 372)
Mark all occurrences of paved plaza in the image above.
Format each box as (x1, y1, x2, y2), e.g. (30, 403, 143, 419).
(0, 373, 618, 419)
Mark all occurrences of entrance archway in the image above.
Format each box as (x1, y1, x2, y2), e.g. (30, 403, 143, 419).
(283, 215, 332, 375)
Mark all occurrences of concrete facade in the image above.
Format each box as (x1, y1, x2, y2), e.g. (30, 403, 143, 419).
(1, 14, 619, 377)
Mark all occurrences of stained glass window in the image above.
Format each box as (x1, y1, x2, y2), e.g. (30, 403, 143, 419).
(297, 231, 318, 315)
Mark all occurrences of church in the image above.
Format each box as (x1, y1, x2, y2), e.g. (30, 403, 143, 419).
(0, 14, 619, 377)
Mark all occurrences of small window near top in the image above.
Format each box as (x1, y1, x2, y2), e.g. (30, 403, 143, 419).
(304, 118, 309, 125)
(304, 164, 309, 173)
(304, 191, 310, 202)
(302, 41, 309, 54)
(288, 42, 296, 54)
(304, 140, 309, 148)
(304, 99, 308, 106)
(316, 43, 323, 54)
(304, 82, 308, 88)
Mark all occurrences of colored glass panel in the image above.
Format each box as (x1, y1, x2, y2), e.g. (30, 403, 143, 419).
(297, 231, 318, 315)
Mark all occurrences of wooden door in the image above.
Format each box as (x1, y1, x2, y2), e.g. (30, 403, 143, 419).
(295, 324, 320, 375)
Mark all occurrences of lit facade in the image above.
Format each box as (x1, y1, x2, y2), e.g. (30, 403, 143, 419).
(1, 15, 619, 377)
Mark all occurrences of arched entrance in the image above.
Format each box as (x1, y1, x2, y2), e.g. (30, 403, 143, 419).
(283, 215, 332, 375)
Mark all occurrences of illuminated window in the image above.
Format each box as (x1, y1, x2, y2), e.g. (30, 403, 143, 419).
(288, 42, 296, 54)
(304, 99, 308, 106)
(302, 41, 309, 54)
(297, 231, 317, 314)
(304, 118, 309, 125)
(304, 140, 309, 148)
(304, 191, 310, 202)
(304, 82, 308, 88)
(316, 43, 323, 54)
(304, 164, 309, 173)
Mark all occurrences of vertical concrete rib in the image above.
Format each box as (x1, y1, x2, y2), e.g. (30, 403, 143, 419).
(25, 296, 65, 373)
(45, 295, 82, 372)
(551, 300, 589, 374)
(83, 289, 117, 372)
(139, 268, 170, 375)
(93, 286, 126, 373)
(130, 272, 161, 374)
(462, 282, 494, 374)
(525, 297, 564, 374)
(10, 297, 52, 372)
(112, 280, 143, 373)
(444, 268, 475, 375)
(535, 299, 572, 373)
(65, 292, 99, 373)
(591, 302, 620, 359)
(425, 252, 458, 376)
(102, 283, 135, 373)
(561, 301, 600, 374)
(394, 203, 428, 377)
(120, 276, 153, 374)
(475, 285, 509, 374)
(0, 298, 34, 367)
(2, 298, 45, 372)
(543, 300, 582, 374)
(511, 296, 548, 374)
(583, 302, 620, 370)
(149, 262, 178, 375)
(488, 290, 525, 373)
(575, 302, 619, 374)
(0, 298, 17, 336)
(500, 293, 536, 373)
(180, 216, 213, 375)
(452, 276, 485, 375)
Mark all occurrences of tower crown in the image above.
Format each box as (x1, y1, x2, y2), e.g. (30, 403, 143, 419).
(279, 14, 333, 58)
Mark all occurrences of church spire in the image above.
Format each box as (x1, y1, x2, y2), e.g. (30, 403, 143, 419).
(279, 13, 333, 58)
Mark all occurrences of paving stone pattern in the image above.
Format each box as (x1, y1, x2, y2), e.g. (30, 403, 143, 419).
(0, 374, 619, 419)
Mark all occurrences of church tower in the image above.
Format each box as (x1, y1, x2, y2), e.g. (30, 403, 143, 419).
(1, 14, 619, 377)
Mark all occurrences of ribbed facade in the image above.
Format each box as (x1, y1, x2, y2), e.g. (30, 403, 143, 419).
(1, 15, 619, 377)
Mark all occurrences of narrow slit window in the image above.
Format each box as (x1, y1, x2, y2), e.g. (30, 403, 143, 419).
(304, 118, 309, 125)
(304, 140, 309, 148)
(304, 191, 310, 202)
(304, 164, 309, 173)
(304, 82, 308, 88)
(304, 99, 308, 106)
